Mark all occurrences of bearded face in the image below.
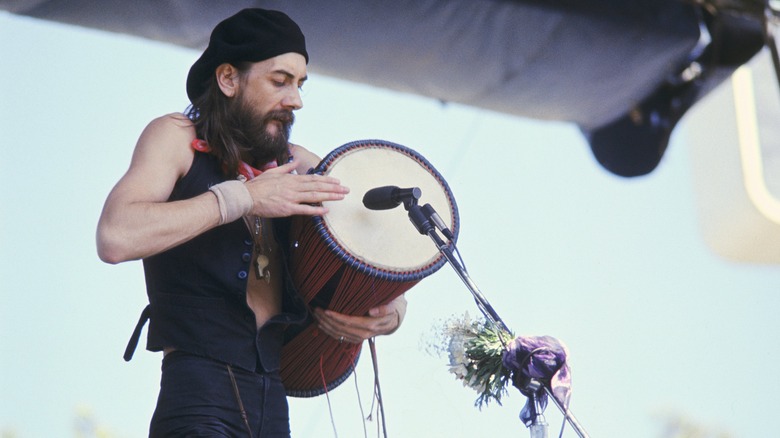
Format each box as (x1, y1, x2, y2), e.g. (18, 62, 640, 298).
(228, 91, 295, 166)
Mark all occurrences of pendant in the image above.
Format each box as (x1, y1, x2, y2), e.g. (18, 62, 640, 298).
(256, 254, 271, 284)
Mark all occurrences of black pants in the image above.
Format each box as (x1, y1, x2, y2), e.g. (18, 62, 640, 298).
(149, 351, 290, 438)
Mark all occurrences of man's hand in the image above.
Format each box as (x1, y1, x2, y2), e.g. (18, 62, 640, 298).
(245, 159, 349, 217)
(313, 295, 408, 344)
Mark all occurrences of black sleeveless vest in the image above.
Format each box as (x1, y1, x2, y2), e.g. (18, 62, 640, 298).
(124, 151, 307, 373)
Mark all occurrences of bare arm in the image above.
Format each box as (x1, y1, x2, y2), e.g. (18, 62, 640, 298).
(97, 116, 350, 264)
(96, 114, 220, 263)
(289, 143, 322, 174)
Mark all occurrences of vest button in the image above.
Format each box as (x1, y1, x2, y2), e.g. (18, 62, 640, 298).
(237, 270, 248, 280)
(244, 239, 253, 246)
(242, 252, 251, 262)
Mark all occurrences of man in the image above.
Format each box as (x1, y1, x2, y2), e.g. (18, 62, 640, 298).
(97, 8, 407, 437)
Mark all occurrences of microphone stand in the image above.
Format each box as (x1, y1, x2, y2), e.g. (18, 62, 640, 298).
(405, 201, 590, 438)
(407, 203, 509, 334)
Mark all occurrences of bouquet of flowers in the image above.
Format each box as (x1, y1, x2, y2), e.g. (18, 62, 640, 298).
(429, 312, 572, 425)
(430, 312, 515, 408)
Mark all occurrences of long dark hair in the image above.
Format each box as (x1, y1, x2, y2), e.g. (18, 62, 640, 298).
(185, 63, 255, 178)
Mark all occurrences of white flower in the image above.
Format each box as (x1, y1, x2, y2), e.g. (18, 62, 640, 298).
(449, 364, 468, 379)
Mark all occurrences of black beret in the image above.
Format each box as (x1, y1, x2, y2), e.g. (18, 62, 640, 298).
(186, 8, 308, 103)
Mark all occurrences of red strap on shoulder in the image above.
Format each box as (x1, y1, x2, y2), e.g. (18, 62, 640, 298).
(191, 138, 211, 153)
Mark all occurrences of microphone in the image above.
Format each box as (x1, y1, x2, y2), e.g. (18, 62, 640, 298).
(421, 203, 454, 240)
(362, 186, 421, 210)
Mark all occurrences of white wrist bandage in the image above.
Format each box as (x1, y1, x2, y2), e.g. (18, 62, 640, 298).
(209, 180, 253, 225)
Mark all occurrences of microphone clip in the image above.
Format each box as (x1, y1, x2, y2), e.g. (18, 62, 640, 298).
(398, 187, 422, 210)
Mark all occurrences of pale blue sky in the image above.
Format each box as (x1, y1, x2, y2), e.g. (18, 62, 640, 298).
(2, 11, 780, 438)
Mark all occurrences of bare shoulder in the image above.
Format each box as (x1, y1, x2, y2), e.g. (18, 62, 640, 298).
(289, 143, 323, 174)
(142, 113, 195, 142)
(132, 113, 196, 176)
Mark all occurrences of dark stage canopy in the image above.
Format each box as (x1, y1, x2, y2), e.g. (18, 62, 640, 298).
(1, 0, 771, 176)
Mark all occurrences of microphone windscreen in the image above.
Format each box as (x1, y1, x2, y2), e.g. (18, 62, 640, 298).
(362, 186, 401, 210)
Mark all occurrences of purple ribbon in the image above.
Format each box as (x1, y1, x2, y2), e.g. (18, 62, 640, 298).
(502, 335, 571, 426)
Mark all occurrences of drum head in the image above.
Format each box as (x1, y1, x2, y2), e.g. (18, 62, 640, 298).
(316, 140, 458, 277)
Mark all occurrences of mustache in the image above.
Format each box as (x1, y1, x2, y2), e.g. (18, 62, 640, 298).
(264, 110, 294, 126)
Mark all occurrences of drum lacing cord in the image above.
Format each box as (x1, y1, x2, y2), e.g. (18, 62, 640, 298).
(320, 355, 341, 438)
(367, 337, 389, 438)
(227, 364, 253, 438)
(320, 340, 387, 438)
